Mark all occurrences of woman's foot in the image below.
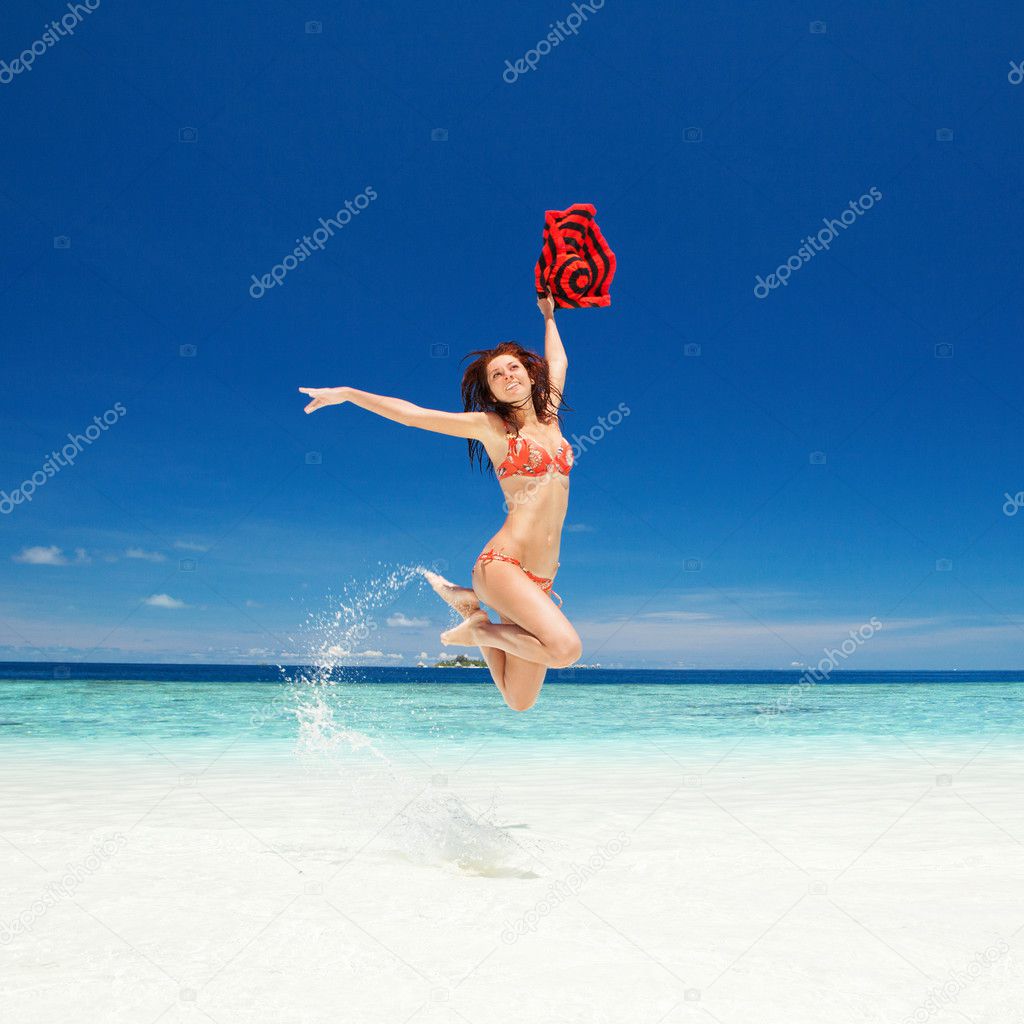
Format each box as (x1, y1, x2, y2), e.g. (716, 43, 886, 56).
(422, 569, 481, 619)
(440, 609, 489, 647)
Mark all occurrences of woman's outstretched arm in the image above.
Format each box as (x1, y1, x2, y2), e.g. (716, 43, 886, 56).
(298, 386, 492, 440)
(538, 291, 567, 404)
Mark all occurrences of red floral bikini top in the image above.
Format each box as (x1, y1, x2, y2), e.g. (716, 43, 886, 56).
(496, 431, 574, 480)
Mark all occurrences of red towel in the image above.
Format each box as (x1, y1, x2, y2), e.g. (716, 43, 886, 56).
(535, 203, 616, 308)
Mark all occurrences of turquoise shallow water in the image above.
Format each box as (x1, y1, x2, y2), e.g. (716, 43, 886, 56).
(1, 668, 1022, 757)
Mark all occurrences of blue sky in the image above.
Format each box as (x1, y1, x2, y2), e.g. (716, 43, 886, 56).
(2, 1, 1023, 668)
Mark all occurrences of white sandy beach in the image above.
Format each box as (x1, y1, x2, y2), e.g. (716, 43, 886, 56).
(1, 738, 1022, 1024)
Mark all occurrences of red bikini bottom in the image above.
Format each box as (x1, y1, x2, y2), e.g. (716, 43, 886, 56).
(473, 549, 563, 608)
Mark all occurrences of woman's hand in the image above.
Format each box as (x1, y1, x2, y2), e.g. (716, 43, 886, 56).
(298, 386, 350, 414)
(537, 289, 556, 319)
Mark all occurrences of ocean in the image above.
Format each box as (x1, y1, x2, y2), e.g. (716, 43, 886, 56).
(1, 663, 1022, 750)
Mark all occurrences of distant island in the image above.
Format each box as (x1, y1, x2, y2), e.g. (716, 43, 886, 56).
(434, 655, 487, 668)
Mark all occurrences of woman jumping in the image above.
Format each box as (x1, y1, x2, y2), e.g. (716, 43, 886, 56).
(298, 291, 581, 711)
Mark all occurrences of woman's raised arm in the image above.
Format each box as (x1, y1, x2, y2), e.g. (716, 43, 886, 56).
(537, 290, 567, 404)
(298, 386, 492, 440)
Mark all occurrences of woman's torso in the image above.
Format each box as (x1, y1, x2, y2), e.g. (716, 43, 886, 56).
(479, 414, 572, 576)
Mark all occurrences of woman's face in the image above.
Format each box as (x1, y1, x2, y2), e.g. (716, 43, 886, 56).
(486, 355, 532, 403)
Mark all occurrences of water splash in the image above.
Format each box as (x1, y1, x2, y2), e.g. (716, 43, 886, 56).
(293, 687, 393, 767)
(292, 562, 428, 686)
(381, 781, 541, 878)
(280, 563, 541, 877)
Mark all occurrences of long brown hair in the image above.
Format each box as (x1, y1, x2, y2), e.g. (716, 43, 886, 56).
(460, 341, 571, 473)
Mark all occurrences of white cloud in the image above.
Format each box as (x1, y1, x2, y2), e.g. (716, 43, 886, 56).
(324, 648, 405, 660)
(144, 593, 187, 609)
(126, 548, 166, 562)
(174, 540, 209, 552)
(387, 612, 429, 628)
(632, 610, 717, 623)
(13, 545, 69, 565)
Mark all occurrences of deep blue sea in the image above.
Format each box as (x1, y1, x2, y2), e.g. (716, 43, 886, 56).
(3, 663, 1023, 686)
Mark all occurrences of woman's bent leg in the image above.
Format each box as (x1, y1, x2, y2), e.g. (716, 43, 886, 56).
(481, 613, 547, 710)
(475, 629, 508, 700)
(496, 626, 549, 711)
(461, 620, 568, 666)
(457, 559, 581, 674)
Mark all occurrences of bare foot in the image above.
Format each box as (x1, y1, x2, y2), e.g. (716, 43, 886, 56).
(422, 569, 480, 619)
(440, 609, 489, 647)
